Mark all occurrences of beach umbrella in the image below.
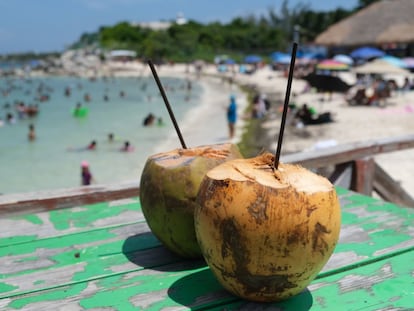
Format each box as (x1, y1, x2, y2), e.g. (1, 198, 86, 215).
(295, 52, 323, 65)
(353, 59, 409, 75)
(316, 59, 350, 71)
(350, 46, 385, 60)
(244, 55, 262, 64)
(403, 57, 414, 69)
(303, 73, 352, 93)
(301, 52, 325, 60)
(380, 55, 407, 68)
(225, 58, 236, 65)
(333, 54, 354, 65)
(270, 52, 291, 64)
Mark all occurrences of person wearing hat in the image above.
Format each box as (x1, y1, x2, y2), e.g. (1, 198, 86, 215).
(81, 161, 94, 186)
(227, 94, 237, 139)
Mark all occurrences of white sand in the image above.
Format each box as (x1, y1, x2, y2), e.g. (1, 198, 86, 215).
(223, 66, 414, 196)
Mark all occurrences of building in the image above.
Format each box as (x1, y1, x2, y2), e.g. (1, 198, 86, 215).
(314, 0, 414, 56)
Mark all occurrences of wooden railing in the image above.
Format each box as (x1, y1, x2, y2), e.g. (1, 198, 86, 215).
(0, 180, 140, 216)
(1, 135, 413, 216)
(281, 134, 414, 208)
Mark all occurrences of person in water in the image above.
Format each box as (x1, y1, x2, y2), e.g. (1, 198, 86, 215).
(87, 140, 97, 150)
(108, 133, 114, 142)
(120, 141, 134, 152)
(143, 113, 155, 126)
(81, 161, 94, 186)
(28, 124, 36, 141)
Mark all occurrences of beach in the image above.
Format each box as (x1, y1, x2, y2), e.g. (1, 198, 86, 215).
(2, 60, 413, 198)
(135, 61, 414, 197)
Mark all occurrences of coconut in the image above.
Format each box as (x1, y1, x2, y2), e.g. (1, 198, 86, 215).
(139, 143, 242, 258)
(194, 152, 341, 301)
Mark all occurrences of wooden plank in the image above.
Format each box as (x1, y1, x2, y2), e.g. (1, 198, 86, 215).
(209, 249, 414, 311)
(373, 162, 414, 208)
(323, 187, 414, 271)
(1, 189, 414, 304)
(0, 222, 175, 299)
(0, 181, 140, 217)
(0, 197, 142, 248)
(281, 134, 414, 168)
(1, 247, 413, 310)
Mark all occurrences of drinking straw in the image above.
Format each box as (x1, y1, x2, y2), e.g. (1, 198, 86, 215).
(147, 59, 188, 149)
(274, 42, 298, 169)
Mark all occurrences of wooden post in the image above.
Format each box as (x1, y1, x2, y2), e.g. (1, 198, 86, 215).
(374, 162, 414, 208)
(352, 157, 375, 196)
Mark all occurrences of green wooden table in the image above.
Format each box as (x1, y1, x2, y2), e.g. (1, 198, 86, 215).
(0, 187, 413, 310)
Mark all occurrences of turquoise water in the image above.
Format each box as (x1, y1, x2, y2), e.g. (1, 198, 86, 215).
(0, 75, 201, 194)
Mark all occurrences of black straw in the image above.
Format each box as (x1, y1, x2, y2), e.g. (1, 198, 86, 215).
(274, 42, 298, 170)
(147, 59, 187, 149)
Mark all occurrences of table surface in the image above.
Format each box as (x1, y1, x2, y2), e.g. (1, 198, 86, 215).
(0, 187, 413, 310)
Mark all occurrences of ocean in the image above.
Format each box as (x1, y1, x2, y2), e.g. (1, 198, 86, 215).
(0, 75, 202, 195)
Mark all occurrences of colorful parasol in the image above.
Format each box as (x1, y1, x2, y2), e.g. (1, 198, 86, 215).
(316, 59, 350, 71)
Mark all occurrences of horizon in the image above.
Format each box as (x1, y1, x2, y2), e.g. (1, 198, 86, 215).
(0, 0, 359, 55)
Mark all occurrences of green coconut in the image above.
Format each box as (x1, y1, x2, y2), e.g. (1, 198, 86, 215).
(139, 143, 242, 258)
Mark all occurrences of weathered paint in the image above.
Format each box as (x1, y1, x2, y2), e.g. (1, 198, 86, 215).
(0, 189, 413, 310)
(0, 198, 142, 248)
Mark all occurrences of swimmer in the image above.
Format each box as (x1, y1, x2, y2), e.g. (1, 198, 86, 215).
(108, 133, 114, 142)
(143, 113, 155, 126)
(120, 141, 134, 152)
(87, 140, 97, 150)
(28, 124, 36, 141)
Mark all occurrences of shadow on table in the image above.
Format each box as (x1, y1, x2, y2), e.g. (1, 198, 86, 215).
(122, 233, 206, 272)
(168, 268, 314, 310)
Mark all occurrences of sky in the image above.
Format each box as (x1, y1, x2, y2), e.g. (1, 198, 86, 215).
(0, 0, 359, 54)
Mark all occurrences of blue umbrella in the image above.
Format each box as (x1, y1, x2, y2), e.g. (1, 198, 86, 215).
(301, 52, 325, 60)
(380, 55, 407, 68)
(270, 52, 291, 64)
(225, 58, 236, 65)
(350, 47, 385, 59)
(244, 55, 262, 64)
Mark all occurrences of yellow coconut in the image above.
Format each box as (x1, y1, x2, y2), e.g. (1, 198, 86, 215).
(139, 143, 242, 258)
(194, 153, 341, 301)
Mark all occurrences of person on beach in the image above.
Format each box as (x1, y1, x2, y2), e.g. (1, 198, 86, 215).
(81, 161, 94, 186)
(252, 93, 267, 119)
(28, 124, 36, 141)
(227, 95, 237, 139)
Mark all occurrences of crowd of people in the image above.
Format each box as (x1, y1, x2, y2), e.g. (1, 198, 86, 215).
(0, 75, 158, 188)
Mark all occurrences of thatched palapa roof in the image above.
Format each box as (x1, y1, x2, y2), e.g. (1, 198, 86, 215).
(315, 0, 414, 46)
